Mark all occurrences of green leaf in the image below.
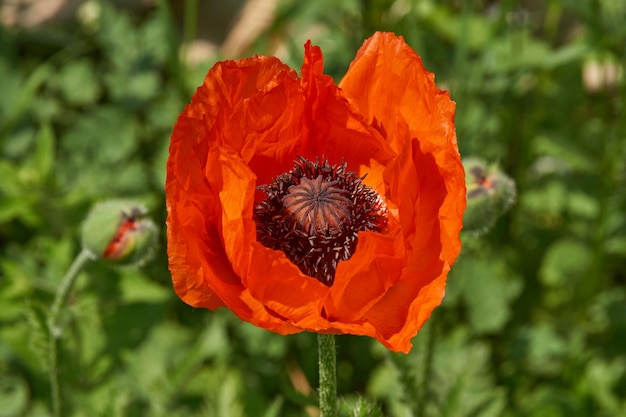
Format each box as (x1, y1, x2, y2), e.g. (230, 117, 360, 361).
(32, 123, 55, 183)
(339, 396, 383, 417)
(539, 238, 592, 287)
(118, 270, 171, 303)
(105, 70, 160, 106)
(0, 61, 52, 135)
(533, 135, 595, 173)
(261, 397, 285, 417)
(521, 180, 569, 221)
(0, 374, 29, 417)
(455, 257, 523, 334)
(55, 60, 101, 106)
(432, 328, 506, 417)
(582, 358, 626, 413)
(515, 323, 569, 376)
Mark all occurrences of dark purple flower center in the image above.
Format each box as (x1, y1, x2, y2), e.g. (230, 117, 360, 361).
(283, 176, 352, 234)
(253, 157, 388, 286)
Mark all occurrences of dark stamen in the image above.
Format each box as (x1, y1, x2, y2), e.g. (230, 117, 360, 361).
(253, 156, 388, 286)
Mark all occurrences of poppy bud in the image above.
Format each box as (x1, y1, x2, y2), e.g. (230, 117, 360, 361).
(81, 200, 157, 266)
(463, 158, 516, 235)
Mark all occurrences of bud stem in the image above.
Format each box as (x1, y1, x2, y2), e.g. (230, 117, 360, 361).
(47, 248, 95, 417)
(318, 333, 337, 417)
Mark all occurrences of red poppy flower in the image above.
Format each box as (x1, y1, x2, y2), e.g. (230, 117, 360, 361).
(166, 32, 465, 353)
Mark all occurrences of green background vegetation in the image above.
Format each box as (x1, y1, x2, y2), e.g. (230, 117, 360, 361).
(1, 0, 625, 416)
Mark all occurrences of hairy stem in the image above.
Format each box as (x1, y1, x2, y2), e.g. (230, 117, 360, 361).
(318, 333, 337, 417)
(47, 248, 94, 417)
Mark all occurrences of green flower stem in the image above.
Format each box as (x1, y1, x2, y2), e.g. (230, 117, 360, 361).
(318, 333, 337, 417)
(47, 248, 94, 417)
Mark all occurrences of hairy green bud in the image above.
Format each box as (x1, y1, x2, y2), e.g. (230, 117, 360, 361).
(81, 200, 157, 266)
(463, 158, 516, 235)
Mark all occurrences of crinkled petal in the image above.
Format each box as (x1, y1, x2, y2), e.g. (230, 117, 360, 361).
(340, 32, 465, 266)
(338, 32, 465, 351)
(167, 56, 304, 334)
(364, 259, 449, 353)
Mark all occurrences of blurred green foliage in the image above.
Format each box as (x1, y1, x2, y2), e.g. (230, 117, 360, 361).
(1, 0, 625, 416)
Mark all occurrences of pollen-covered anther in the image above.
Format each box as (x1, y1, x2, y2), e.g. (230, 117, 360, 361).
(253, 157, 388, 286)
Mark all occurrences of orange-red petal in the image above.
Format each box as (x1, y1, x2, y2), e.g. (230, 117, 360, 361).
(338, 32, 466, 351)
